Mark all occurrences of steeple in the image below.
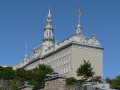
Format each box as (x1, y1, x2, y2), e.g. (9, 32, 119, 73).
(43, 8, 54, 47)
(76, 8, 83, 36)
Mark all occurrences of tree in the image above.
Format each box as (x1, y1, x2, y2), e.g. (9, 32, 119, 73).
(0, 64, 54, 90)
(0, 66, 15, 80)
(66, 77, 77, 85)
(111, 75, 120, 89)
(29, 64, 53, 89)
(77, 60, 95, 81)
(14, 68, 29, 82)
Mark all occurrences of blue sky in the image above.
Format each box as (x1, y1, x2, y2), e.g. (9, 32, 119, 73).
(0, 0, 120, 78)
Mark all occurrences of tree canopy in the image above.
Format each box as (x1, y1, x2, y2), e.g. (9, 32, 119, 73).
(76, 60, 95, 81)
(0, 64, 53, 90)
(0, 66, 15, 80)
(111, 75, 120, 89)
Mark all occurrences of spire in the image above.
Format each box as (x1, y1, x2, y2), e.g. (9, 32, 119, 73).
(48, 5, 51, 17)
(43, 7, 54, 47)
(76, 8, 83, 36)
(24, 42, 28, 62)
(47, 5, 52, 24)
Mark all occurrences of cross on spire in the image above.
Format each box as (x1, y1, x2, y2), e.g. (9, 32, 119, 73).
(76, 8, 83, 36)
(78, 8, 83, 24)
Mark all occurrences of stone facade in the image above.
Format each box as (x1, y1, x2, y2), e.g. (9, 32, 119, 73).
(20, 87, 33, 90)
(41, 76, 81, 90)
(44, 78, 66, 90)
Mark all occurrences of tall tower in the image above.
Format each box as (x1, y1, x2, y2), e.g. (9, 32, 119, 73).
(43, 9, 54, 48)
(76, 9, 83, 36)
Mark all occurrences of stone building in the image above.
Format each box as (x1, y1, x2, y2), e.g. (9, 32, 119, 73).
(13, 8, 103, 79)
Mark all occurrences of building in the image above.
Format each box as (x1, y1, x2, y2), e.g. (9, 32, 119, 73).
(13, 8, 104, 79)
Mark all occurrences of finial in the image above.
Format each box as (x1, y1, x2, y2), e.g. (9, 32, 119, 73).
(47, 5, 52, 24)
(78, 8, 83, 24)
(92, 34, 96, 40)
(48, 4, 51, 17)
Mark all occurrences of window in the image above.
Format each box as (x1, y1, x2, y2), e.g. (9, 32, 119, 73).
(66, 59, 68, 63)
(62, 53, 64, 57)
(64, 68, 66, 73)
(61, 69, 63, 74)
(68, 66, 71, 71)
(66, 51, 69, 55)
(64, 52, 65, 57)
(55, 57, 56, 60)
(61, 61, 63, 65)
(69, 57, 71, 62)
(68, 50, 71, 54)
(58, 62, 60, 66)
(54, 63, 56, 68)
(57, 63, 58, 67)
(66, 67, 68, 72)
(48, 59, 49, 63)
(64, 60, 66, 64)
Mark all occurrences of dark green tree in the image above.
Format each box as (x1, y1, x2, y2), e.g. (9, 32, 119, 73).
(14, 68, 29, 82)
(0, 66, 15, 80)
(0, 66, 4, 79)
(29, 64, 53, 89)
(0, 64, 53, 90)
(111, 75, 120, 89)
(77, 60, 95, 81)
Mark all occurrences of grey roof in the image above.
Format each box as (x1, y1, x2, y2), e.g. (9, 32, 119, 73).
(45, 75, 66, 81)
(18, 84, 34, 89)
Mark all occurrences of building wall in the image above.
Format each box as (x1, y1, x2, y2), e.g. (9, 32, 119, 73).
(25, 46, 73, 78)
(25, 44, 103, 79)
(41, 46, 72, 77)
(71, 45, 103, 79)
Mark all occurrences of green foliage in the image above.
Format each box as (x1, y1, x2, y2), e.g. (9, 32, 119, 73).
(111, 76, 120, 89)
(77, 60, 95, 81)
(66, 77, 77, 85)
(29, 80, 44, 90)
(30, 64, 53, 89)
(14, 68, 30, 82)
(0, 66, 15, 80)
(0, 64, 53, 90)
(66, 77, 84, 86)
(34, 64, 53, 80)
